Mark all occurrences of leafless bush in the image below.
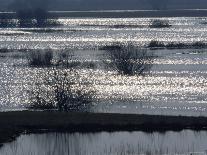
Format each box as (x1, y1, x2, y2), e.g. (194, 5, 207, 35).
(27, 50, 53, 67)
(148, 40, 165, 48)
(149, 19, 171, 28)
(105, 43, 155, 76)
(28, 69, 95, 112)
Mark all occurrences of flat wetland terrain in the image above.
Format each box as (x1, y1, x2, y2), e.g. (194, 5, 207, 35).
(1, 11, 207, 154)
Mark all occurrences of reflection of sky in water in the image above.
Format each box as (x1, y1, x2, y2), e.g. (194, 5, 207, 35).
(0, 17, 207, 116)
(1, 130, 207, 155)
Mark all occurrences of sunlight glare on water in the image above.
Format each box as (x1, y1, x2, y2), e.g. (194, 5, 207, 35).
(0, 17, 207, 116)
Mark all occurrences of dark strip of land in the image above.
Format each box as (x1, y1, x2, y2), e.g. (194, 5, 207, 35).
(1, 111, 207, 147)
(49, 10, 207, 18)
(2, 10, 207, 19)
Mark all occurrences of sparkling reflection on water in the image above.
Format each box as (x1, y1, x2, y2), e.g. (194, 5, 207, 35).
(1, 130, 207, 155)
(0, 48, 207, 116)
(0, 17, 207, 116)
(0, 17, 207, 49)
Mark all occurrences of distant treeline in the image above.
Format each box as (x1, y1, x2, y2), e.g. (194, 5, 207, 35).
(0, 8, 59, 27)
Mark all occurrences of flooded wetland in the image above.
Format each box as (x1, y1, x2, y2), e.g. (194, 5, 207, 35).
(1, 11, 207, 155)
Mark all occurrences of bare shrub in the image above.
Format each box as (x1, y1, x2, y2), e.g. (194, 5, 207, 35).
(28, 69, 95, 112)
(149, 19, 171, 28)
(27, 50, 53, 67)
(148, 40, 165, 48)
(105, 43, 154, 76)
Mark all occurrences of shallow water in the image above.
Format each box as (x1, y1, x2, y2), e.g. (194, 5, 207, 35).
(0, 17, 207, 49)
(1, 130, 207, 155)
(0, 17, 207, 116)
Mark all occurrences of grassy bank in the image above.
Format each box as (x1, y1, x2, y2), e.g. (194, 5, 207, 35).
(1, 111, 207, 147)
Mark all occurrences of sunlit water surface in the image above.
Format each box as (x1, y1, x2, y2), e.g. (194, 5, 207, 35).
(1, 130, 207, 155)
(0, 17, 207, 116)
(0, 17, 207, 49)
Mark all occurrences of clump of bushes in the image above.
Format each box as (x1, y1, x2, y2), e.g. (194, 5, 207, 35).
(55, 50, 97, 69)
(103, 43, 155, 76)
(148, 40, 165, 48)
(0, 8, 59, 28)
(28, 69, 95, 112)
(27, 50, 53, 67)
(149, 19, 171, 28)
(191, 41, 206, 48)
(165, 42, 186, 49)
(99, 43, 123, 51)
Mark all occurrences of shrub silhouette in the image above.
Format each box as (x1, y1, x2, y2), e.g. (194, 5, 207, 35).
(104, 43, 154, 76)
(148, 40, 165, 48)
(28, 69, 95, 112)
(27, 50, 53, 67)
(149, 19, 171, 28)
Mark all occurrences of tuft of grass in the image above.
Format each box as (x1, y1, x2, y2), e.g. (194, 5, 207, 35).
(104, 43, 154, 76)
(27, 50, 53, 67)
(149, 19, 172, 28)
